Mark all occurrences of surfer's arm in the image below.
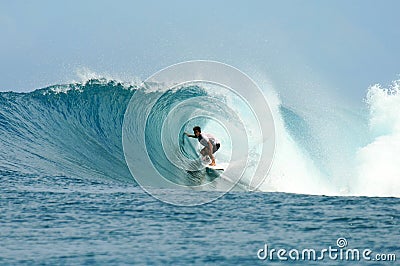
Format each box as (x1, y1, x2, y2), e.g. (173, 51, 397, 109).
(184, 132, 196, 138)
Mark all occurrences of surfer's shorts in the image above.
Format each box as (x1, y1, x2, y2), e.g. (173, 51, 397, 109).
(213, 143, 220, 153)
(201, 143, 220, 155)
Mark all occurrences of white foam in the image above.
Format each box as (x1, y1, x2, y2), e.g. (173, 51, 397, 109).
(252, 74, 400, 198)
(241, 76, 332, 195)
(353, 80, 400, 197)
(75, 67, 141, 90)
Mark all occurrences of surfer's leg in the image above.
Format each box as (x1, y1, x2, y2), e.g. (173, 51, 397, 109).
(200, 147, 209, 156)
(209, 144, 220, 166)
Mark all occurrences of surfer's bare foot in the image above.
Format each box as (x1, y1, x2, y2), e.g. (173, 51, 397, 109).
(209, 161, 216, 166)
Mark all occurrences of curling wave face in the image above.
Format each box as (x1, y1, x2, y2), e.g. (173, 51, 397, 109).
(0, 79, 135, 181)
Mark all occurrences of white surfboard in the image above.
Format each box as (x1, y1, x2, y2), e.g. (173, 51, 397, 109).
(206, 163, 228, 171)
(201, 156, 228, 171)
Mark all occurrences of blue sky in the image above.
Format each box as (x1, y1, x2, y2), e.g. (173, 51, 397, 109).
(1, 0, 399, 104)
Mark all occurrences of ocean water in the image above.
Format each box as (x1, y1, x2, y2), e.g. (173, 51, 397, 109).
(1, 78, 399, 265)
(1, 174, 399, 265)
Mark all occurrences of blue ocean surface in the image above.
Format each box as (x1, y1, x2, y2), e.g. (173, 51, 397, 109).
(1, 79, 399, 265)
(1, 174, 399, 265)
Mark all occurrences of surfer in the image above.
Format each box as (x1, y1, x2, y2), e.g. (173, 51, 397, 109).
(184, 126, 220, 166)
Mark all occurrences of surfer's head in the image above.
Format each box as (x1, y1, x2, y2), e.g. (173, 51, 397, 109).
(193, 126, 201, 137)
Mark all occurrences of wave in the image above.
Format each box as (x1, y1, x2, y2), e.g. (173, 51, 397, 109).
(1, 77, 399, 197)
(353, 81, 400, 197)
(259, 79, 400, 198)
(0, 79, 135, 181)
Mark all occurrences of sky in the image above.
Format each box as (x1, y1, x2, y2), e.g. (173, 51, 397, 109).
(0, 0, 399, 105)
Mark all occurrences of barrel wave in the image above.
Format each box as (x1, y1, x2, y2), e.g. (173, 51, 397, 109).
(0, 78, 244, 190)
(1, 77, 399, 197)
